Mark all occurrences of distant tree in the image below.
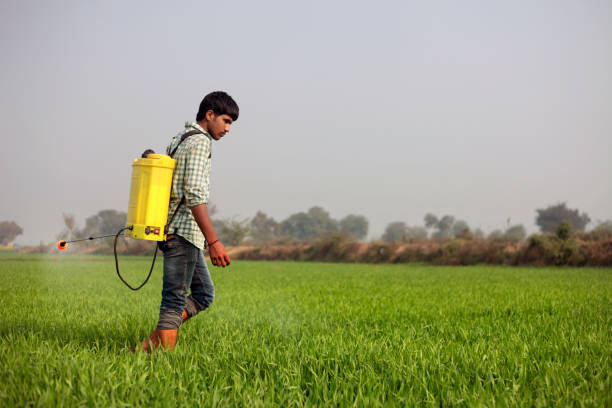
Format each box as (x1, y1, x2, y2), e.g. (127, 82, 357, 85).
(249, 211, 280, 243)
(424, 213, 438, 229)
(81, 209, 127, 236)
(57, 210, 126, 241)
(58, 213, 79, 240)
(488, 229, 504, 240)
(436, 215, 456, 238)
(473, 228, 485, 239)
(593, 220, 612, 232)
(212, 219, 226, 235)
(63, 213, 77, 233)
(382, 222, 406, 242)
(0, 221, 23, 245)
(280, 206, 337, 242)
(405, 226, 428, 239)
(535, 203, 590, 233)
(216, 218, 250, 246)
(280, 212, 313, 241)
(207, 202, 218, 217)
(452, 220, 470, 238)
(307, 206, 338, 233)
(505, 224, 527, 242)
(424, 214, 461, 238)
(339, 215, 369, 240)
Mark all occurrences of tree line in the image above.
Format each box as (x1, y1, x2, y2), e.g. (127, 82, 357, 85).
(214, 206, 369, 245)
(50, 205, 369, 247)
(216, 202, 608, 245)
(381, 203, 598, 243)
(0, 202, 610, 249)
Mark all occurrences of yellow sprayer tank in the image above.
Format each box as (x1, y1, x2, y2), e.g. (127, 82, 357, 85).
(125, 154, 176, 241)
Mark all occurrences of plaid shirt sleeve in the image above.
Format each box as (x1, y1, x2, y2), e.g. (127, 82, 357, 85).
(183, 137, 211, 207)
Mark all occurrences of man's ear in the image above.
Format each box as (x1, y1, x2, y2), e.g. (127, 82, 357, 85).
(205, 110, 216, 121)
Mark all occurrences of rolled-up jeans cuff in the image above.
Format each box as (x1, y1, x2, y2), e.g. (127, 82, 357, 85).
(157, 309, 182, 330)
(185, 295, 200, 319)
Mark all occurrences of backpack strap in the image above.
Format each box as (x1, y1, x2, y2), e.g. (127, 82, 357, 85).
(165, 129, 204, 234)
(169, 130, 203, 158)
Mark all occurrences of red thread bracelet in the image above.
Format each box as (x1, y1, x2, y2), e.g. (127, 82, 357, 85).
(208, 239, 219, 247)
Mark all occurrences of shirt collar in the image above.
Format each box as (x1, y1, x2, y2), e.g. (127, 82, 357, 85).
(185, 121, 212, 140)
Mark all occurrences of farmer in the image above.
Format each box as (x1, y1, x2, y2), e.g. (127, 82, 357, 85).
(139, 91, 238, 352)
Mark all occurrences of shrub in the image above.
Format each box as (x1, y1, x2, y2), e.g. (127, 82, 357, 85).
(518, 222, 584, 266)
(358, 242, 396, 263)
(580, 229, 612, 242)
(306, 232, 354, 262)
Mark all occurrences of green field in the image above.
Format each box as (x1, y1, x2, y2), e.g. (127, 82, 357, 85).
(0, 254, 610, 406)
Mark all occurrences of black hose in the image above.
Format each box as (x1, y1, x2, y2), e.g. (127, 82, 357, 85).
(64, 234, 119, 244)
(113, 227, 158, 291)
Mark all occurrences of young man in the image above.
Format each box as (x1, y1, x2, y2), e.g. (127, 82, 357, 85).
(140, 91, 239, 352)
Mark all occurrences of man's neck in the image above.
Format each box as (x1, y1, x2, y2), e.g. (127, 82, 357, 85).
(196, 120, 209, 134)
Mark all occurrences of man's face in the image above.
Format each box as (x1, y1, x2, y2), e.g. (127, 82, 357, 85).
(208, 112, 234, 140)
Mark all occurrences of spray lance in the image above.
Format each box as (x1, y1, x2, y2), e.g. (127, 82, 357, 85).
(57, 131, 201, 290)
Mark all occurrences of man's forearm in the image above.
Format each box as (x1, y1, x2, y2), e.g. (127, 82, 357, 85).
(190, 204, 218, 244)
(191, 203, 230, 267)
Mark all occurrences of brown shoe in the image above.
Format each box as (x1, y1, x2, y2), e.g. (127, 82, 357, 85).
(139, 328, 178, 352)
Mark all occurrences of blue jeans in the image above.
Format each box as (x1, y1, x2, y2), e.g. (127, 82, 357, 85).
(156, 235, 215, 329)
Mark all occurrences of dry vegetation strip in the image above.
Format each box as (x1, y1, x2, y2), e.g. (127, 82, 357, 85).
(233, 233, 612, 266)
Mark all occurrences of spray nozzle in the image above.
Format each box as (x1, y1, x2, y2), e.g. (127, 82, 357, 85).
(55, 233, 121, 252)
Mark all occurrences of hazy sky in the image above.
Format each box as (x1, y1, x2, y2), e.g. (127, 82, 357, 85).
(1, 0, 611, 245)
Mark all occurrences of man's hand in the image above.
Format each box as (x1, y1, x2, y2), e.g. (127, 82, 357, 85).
(209, 241, 231, 267)
(190, 203, 230, 267)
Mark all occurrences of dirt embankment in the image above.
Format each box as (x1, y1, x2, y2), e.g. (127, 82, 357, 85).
(230, 235, 612, 266)
(15, 231, 612, 266)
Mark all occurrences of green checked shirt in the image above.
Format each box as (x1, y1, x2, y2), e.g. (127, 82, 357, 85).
(165, 122, 212, 250)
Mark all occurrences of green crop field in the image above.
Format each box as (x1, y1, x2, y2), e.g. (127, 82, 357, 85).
(0, 254, 610, 407)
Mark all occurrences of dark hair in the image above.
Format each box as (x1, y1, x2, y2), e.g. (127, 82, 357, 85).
(196, 91, 239, 122)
